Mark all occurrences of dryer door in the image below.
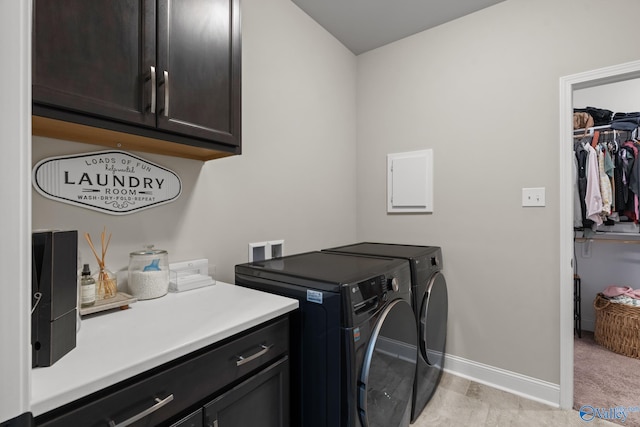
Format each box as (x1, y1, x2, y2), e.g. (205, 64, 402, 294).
(419, 271, 448, 368)
(359, 299, 417, 427)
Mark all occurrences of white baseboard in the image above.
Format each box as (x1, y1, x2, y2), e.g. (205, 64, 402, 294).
(443, 354, 560, 407)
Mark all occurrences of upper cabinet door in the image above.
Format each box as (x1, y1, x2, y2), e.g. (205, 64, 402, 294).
(33, 0, 156, 127)
(156, 0, 241, 146)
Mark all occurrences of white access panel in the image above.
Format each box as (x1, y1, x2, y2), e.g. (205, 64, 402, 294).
(387, 149, 433, 213)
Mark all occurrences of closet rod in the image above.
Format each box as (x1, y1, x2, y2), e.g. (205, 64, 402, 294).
(573, 129, 620, 139)
(573, 125, 640, 136)
(574, 124, 612, 133)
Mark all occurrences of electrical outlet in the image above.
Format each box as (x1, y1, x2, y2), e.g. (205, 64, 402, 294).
(268, 240, 284, 259)
(522, 187, 545, 207)
(248, 242, 268, 262)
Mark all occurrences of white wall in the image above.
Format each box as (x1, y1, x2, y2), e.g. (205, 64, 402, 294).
(355, 0, 640, 385)
(32, 0, 358, 286)
(574, 78, 640, 113)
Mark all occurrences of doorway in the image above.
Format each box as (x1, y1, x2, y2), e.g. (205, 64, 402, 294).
(559, 60, 640, 409)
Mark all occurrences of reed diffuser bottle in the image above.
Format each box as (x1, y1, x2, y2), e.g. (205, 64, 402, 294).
(84, 227, 117, 300)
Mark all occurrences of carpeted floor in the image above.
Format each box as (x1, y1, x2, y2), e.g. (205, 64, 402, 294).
(574, 330, 640, 426)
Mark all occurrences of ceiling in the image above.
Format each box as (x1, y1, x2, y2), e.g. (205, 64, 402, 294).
(291, 0, 506, 55)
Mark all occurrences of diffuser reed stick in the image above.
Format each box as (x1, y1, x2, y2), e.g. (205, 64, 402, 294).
(84, 227, 117, 299)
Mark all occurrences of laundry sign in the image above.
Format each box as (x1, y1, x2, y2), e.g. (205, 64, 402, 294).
(33, 150, 182, 215)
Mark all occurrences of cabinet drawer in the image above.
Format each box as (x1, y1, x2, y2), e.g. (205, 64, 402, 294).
(204, 356, 289, 427)
(36, 317, 289, 427)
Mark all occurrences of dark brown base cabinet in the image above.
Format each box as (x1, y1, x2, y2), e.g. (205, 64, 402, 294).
(32, 0, 241, 161)
(171, 357, 289, 427)
(34, 317, 289, 427)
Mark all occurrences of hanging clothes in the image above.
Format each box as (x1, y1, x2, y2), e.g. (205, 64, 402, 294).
(604, 137, 616, 216)
(571, 108, 640, 228)
(598, 145, 613, 216)
(574, 137, 591, 228)
(627, 140, 640, 222)
(584, 143, 603, 226)
(573, 155, 583, 228)
(614, 142, 636, 220)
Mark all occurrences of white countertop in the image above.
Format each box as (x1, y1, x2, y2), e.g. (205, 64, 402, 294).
(30, 281, 298, 416)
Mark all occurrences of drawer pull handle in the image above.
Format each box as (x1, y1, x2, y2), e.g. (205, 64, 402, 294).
(108, 394, 174, 427)
(150, 66, 156, 114)
(236, 344, 272, 367)
(163, 70, 169, 117)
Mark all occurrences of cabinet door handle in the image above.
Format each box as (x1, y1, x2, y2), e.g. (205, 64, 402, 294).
(236, 344, 272, 367)
(150, 66, 156, 114)
(108, 394, 174, 427)
(163, 70, 169, 117)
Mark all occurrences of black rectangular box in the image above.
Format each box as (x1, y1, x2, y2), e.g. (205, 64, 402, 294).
(32, 230, 78, 367)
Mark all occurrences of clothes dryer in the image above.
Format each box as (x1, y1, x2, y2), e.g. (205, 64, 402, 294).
(324, 243, 448, 422)
(235, 251, 417, 427)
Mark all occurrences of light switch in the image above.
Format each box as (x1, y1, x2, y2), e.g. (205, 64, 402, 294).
(522, 187, 545, 207)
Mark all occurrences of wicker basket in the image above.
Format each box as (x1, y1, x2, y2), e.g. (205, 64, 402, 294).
(593, 293, 640, 359)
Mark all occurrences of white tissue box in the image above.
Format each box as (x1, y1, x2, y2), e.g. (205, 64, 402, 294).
(169, 259, 215, 292)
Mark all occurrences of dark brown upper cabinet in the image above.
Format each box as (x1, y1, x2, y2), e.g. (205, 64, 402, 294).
(32, 0, 241, 161)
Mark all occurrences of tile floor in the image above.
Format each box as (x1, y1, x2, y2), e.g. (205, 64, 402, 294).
(412, 372, 617, 427)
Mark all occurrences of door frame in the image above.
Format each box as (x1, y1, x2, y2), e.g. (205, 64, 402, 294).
(559, 59, 640, 409)
(0, 0, 32, 422)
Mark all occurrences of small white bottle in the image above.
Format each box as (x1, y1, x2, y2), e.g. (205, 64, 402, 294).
(80, 264, 96, 307)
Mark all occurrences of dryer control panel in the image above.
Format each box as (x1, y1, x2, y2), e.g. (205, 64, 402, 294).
(352, 275, 385, 312)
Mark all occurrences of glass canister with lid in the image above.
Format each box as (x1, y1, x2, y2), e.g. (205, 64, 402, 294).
(128, 245, 170, 300)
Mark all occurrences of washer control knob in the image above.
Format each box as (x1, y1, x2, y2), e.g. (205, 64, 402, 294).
(389, 277, 399, 292)
(431, 256, 440, 267)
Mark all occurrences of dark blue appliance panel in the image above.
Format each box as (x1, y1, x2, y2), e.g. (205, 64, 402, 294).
(237, 251, 405, 292)
(234, 273, 342, 427)
(421, 271, 448, 369)
(326, 243, 437, 263)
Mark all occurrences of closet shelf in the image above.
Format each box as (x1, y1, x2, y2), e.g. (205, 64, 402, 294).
(575, 230, 640, 244)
